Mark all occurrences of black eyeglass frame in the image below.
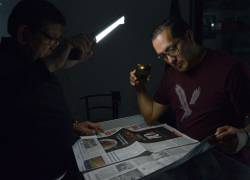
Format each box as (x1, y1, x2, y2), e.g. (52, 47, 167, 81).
(157, 39, 181, 61)
(39, 30, 63, 45)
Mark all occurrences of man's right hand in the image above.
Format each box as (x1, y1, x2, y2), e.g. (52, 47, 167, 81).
(65, 33, 94, 61)
(44, 33, 94, 72)
(129, 69, 140, 86)
(130, 63, 151, 87)
(129, 68, 167, 125)
(130, 69, 149, 93)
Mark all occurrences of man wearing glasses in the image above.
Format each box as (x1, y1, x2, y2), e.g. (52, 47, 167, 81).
(130, 17, 250, 162)
(1, 0, 102, 179)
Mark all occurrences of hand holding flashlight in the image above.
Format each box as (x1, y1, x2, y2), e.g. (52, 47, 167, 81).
(44, 16, 125, 71)
(66, 33, 94, 60)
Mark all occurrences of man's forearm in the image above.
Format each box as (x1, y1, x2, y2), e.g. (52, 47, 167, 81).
(136, 87, 155, 124)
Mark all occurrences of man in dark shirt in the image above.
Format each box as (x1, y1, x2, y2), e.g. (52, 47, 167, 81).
(1, 0, 101, 179)
(129, 17, 250, 157)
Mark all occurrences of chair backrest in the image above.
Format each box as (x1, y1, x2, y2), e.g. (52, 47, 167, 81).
(80, 91, 121, 121)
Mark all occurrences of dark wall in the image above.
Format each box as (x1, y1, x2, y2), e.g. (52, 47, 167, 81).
(52, 0, 192, 120)
(0, 0, 19, 36)
(0, 0, 192, 120)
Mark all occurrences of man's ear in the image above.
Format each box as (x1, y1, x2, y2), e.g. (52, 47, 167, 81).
(16, 25, 32, 45)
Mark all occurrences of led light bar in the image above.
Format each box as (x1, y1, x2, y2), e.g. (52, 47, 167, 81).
(95, 16, 125, 43)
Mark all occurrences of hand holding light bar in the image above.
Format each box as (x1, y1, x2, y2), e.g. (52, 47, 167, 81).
(69, 16, 125, 59)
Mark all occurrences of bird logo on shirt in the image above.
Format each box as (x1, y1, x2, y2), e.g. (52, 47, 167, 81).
(175, 84, 201, 121)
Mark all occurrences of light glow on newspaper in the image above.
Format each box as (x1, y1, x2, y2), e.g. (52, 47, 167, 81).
(73, 124, 199, 172)
(73, 123, 214, 180)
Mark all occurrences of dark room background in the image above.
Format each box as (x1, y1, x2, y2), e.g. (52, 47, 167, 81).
(0, 0, 195, 120)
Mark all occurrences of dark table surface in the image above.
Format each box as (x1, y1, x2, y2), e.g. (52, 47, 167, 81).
(144, 149, 250, 180)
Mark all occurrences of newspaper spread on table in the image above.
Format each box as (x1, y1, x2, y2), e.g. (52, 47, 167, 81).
(72, 124, 214, 180)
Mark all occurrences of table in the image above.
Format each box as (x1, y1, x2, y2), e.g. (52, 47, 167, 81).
(98, 114, 250, 180)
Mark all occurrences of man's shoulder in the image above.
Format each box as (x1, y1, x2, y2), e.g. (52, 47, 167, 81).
(206, 48, 241, 67)
(207, 48, 234, 60)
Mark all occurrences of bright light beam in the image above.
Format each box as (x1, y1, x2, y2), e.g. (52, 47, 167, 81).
(95, 16, 125, 43)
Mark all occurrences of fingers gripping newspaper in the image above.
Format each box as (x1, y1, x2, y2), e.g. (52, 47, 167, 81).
(73, 124, 214, 180)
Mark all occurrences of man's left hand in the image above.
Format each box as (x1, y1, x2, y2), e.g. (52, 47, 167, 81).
(215, 126, 247, 153)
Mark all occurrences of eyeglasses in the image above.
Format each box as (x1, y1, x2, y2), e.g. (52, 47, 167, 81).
(39, 31, 62, 45)
(157, 40, 181, 61)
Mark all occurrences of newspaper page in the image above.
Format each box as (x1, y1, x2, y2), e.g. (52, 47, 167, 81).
(72, 124, 198, 172)
(83, 137, 214, 180)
